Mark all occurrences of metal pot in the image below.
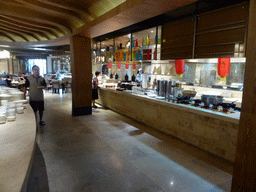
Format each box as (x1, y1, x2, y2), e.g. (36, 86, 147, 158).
(201, 95, 223, 106)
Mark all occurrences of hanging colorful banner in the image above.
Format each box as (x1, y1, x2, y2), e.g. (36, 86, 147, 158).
(218, 57, 230, 81)
(175, 59, 185, 78)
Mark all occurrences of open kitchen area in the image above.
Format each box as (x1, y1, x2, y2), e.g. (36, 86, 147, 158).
(90, 2, 248, 164)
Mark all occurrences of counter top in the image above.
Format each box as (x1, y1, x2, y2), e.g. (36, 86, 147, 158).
(100, 88, 240, 124)
(0, 104, 36, 192)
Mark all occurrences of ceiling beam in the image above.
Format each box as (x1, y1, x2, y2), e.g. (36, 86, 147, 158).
(0, 14, 62, 38)
(0, 32, 16, 42)
(0, 23, 50, 41)
(0, 25, 41, 41)
(15, 0, 85, 26)
(0, 19, 57, 39)
(0, 1, 72, 34)
(38, 0, 94, 21)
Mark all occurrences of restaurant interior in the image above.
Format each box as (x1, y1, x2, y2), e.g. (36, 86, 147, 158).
(1, 0, 256, 191)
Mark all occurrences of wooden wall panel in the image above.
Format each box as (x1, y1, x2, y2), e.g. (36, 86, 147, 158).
(161, 17, 195, 59)
(195, 2, 248, 58)
(197, 3, 248, 30)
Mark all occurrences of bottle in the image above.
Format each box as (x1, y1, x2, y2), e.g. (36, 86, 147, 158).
(123, 52, 126, 61)
(115, 73, 119, 80)
(132, 51, 135, 61)
(120, 43, 122, 49)
(136, 51, 139, 61)
(110, 73, 113, 79)
(153, 50, 156, 60)
(155, 35, 158, 44)
(125, 74, 129, 82)
(132, 74, 136, 82)
(158, 35, 161, 44)
(131, 37, 134, 47)
(135, 39, 138, 47)
(139, 50, 143, 60)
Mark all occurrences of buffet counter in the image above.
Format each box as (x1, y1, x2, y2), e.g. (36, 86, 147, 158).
(0, 104, 36, 192)
(98, 87, 240, 162)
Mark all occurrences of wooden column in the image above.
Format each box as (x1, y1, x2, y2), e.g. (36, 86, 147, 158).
(231, 0, 256, 191)
(70, 35, 92, 116)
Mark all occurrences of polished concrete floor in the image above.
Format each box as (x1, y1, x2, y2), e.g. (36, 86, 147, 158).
(36, 91, 233, 192)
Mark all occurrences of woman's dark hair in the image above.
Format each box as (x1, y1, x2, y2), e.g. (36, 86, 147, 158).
(95, 71, 101, 76)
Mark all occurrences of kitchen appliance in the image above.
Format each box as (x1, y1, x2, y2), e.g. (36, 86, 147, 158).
(166, 80, 176, 99)
(159, 80, 167, 97)
(156, 80, 160, 96)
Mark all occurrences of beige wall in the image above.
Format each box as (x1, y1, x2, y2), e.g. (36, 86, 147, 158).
(0, 59, 9, 74)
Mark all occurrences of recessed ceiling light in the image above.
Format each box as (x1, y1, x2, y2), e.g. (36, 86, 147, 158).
(151, 31, 154, 33)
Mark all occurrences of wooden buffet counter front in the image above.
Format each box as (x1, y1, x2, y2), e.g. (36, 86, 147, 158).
(0, 104, 36, 192)
(98, 88, 240, 162)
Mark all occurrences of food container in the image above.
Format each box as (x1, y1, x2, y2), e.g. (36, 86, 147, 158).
(182, 90, 197, 98)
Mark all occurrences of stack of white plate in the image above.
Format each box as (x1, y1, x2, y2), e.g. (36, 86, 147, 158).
(1, 100, 8, 107)
(10, 91, 24, 101)
(7, 109, 16, 117)
(7, 116, 15, 122)
(16, 107, 24, 114)
(0, 114, 6, 124)
(7, 107, 16, 122)
(0, 94, 12, 102)
(14, 100, 28, 105)
(15, 102, 23, 108)
(8, 102, 16, 109)
(0, 107, 7, 123)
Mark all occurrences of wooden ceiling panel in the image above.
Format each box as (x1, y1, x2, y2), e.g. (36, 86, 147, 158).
(0, 0, 198, 59)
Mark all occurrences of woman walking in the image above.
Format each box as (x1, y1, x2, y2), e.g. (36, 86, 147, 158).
(92, 71, 101, 108)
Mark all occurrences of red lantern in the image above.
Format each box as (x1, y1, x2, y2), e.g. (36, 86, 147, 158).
(107, 61, 112, 70)
(175, 59, 185, 78)
(117, 61, 121, 70)
(132, 64, 136, 71)
(125, 64, 129, 70)
(218, 57, 230, 81)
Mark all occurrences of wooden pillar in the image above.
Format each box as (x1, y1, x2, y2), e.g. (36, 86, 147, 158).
(231, 0, 256, 191)
(70, 35, 92, 116)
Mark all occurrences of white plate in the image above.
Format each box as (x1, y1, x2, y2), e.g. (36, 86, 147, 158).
(0, 120, 6, 124)
(7, 116, 15, 121)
